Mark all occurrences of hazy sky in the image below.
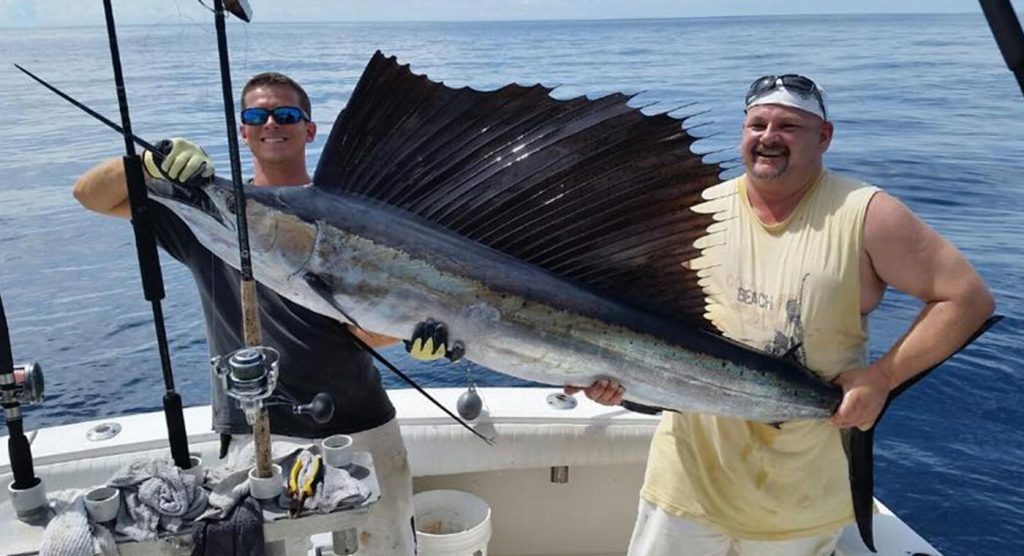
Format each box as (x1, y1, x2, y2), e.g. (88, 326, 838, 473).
(0, 0, 1011, 28)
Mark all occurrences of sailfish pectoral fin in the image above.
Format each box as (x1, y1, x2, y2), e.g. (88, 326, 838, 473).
(302, 271, 496, 446)
(843, 314, 1003, 552)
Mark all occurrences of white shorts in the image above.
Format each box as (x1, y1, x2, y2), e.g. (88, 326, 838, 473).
(627, 499, 841, 556)
(225, 418, 415, 556)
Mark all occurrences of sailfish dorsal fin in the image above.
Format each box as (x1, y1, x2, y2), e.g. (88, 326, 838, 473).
(313, 51, 722, 326)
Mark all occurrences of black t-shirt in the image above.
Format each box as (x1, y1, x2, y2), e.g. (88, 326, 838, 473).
(150, 202, 395, 437)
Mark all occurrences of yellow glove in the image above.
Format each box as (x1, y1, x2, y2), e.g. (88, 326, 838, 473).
(404, 319, 464, 362)
(143, 138, 214, 185)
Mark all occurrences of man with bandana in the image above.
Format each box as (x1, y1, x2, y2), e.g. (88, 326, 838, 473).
(571, 75, 994, 556)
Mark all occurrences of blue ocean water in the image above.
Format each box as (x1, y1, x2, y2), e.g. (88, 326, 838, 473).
(0, 13, 1021, 555)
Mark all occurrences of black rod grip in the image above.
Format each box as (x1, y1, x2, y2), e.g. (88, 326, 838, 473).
(163, 392, 191, 469)
(123, 154, 165, 302)
(7, 421, 39, 490)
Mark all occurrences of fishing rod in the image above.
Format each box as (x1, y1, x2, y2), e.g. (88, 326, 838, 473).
(100, 0, 191, 470)
(205, 0, 279, 480)
(980, 0, 1024, 98)
(14, 64, 160, 154)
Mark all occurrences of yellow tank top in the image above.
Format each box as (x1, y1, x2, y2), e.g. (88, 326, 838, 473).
(640, 170, 879, 540)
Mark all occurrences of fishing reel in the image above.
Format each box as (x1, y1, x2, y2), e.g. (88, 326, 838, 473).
(1, 362, 45, 410)
(213, 346, 280, 424)
(212, 347, 335, 425)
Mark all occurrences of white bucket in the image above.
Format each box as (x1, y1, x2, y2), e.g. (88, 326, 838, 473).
(414, 489, 492, 556)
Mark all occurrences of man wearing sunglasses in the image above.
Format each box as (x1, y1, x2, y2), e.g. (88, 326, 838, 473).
(73, 72, 417, 556)
(572, 74, 994, 555)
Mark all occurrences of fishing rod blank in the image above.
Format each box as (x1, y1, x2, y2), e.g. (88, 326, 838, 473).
(980, 0, 1024, 97)
(13, 64, 160, 154)
(101, 0, 191, 470)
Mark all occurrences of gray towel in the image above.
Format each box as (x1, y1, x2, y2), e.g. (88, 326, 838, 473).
(39, 489, 118, 556)
(313, 463, 370, 514)
(198, 463, 252, 522)
(107, 458, 208, 541)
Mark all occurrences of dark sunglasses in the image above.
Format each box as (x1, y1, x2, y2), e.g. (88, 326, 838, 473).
(745, 74, 826, 119)
(240, 106, 310, 126)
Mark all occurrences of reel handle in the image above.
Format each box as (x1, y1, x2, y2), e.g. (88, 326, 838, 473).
(294, 392, 335, 424)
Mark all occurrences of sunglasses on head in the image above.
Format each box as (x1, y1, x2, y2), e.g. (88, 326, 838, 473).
(240, 106, 310, 126)
(745, 74, 826, 119)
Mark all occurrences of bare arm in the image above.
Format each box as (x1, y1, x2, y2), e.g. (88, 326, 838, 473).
(831, 192, 995, 430)
(74, 137, 216, 220)
(73, 157, 132, 219)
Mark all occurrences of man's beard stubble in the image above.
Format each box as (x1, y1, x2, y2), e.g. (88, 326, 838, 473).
(747, 142, 789, 180)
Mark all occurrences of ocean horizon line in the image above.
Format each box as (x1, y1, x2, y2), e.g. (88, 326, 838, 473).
(0, 11, 982, 31)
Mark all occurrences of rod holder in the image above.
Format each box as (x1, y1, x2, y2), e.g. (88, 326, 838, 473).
(7, 478, 48, 523)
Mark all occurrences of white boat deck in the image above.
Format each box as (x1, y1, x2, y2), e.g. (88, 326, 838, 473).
(1, 387, 942, 555)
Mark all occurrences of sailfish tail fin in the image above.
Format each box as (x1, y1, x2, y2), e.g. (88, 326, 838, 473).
(845, 315, 1003, 552)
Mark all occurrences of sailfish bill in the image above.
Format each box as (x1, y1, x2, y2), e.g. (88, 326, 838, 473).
(139, 51, 998, 551)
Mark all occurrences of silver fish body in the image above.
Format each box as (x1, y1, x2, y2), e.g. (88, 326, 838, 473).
(151, 177, 841, 423)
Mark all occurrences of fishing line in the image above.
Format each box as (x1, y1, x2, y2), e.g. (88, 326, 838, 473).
(198, 0, 254, 75)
